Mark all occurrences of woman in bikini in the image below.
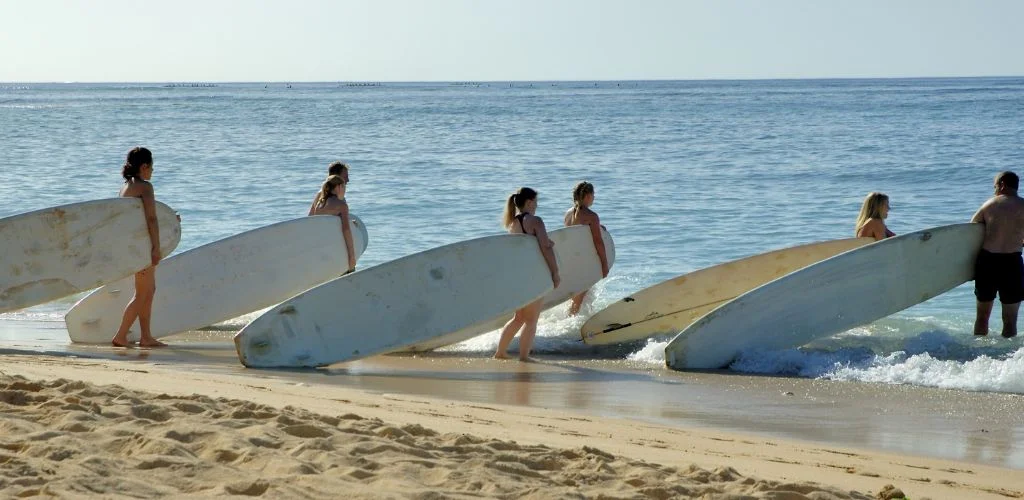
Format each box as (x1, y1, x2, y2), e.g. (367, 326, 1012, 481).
(310, 174, 357, 274)
(494, 187, 560, 361)
(855, 192, 896, 241)
(563, 181, 609, 316)
(112, 147, 168, 348)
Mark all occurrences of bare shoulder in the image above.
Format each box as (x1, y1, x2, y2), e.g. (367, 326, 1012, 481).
(121, 179, 153, 198)
(858, 218, 884, 236)
(581, 207, 600, 224)
(526, 213, 546, 230)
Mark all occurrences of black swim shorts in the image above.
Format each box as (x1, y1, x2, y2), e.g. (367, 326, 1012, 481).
(974, 249, 1024, 304)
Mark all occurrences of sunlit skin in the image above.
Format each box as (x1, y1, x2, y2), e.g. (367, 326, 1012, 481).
(311, 181, 357, 273)
(495, 194, 560, 362)
(564, 188, 609, 316)
(112, 160, 168, 348)
(971, 175, 1024, 338)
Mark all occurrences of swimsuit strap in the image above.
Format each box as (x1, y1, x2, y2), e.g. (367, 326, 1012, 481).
(515, 213, 527, 233)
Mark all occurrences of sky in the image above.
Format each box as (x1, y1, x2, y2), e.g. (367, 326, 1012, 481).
(1, 0, 1022, 82)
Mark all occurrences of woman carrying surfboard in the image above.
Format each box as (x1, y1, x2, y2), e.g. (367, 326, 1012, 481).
(855, 192, 896, 241)
(307, 161, 349, 216)
(564, 181, 610, 316)
(112, 147, 168, 348)
(310, 175, 357, 274)
(494, 187, 561, 361)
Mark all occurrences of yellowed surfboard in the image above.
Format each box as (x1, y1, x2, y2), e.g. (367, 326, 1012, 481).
(581, 238, 873, 345)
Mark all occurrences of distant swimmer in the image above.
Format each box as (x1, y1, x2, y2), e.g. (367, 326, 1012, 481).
(970, 171, 1024, 338)
(494, 187, 560, 361)
(112, 147, 172, 348)
(310, 174, 357, 274)
(563, 181, 609, 316)
(854, 192, 895, 241)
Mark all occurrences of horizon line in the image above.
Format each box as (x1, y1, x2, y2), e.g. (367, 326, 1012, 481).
(2, 75, 1023, 85)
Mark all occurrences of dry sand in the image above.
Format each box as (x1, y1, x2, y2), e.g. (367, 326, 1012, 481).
(1, 354, 1021, 499)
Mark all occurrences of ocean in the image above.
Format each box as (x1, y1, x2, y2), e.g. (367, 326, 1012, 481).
(2, 77, 1024, 395)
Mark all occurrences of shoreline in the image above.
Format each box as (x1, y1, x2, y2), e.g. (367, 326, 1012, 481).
(2, 353, 1022, 498)
(2, 319, 1024, 472)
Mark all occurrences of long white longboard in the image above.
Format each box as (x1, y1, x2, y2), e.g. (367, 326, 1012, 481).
(0, 198, 181, 313)
(582, 238, 871, 345)
(665, 224, 983, 370)
(234, 233, 556, 368)
(400, 225, 615, 352)
(65, 215, 368, 343)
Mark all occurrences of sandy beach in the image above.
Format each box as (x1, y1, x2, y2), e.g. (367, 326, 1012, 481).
(1, 350, 1022, 499)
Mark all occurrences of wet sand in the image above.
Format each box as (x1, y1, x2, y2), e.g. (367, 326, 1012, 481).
(2, 321, 1024, 474)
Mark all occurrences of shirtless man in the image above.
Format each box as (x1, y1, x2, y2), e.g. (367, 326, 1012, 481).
(971, 171, 1024, 338)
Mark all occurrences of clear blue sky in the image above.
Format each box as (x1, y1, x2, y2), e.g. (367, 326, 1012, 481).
(1, 0, 1021, 82)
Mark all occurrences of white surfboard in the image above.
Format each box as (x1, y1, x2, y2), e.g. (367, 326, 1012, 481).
(0, 199, 181, 313)
(665, 224, 984, 370)
(400, 225, 615, 352)
(65, 215, 368, 343)
(234, 233, 556, 368)
(582, 238, 872, 345)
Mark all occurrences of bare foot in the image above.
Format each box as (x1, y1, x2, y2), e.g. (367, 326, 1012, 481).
(139, 338, 168, 348)
(493, 352, 512, 360)
(518, 356, 536, 363)
(111, 338, 133, 348)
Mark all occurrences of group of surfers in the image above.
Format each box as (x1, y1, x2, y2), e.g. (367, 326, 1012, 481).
(111, 146, 1024, 359)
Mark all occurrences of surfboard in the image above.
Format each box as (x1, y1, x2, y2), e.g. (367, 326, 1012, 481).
(65, 215, 368, 343)
(400, 225, 615, 352)
(581, 238, 872, 345)
(0, 198, 181, 313)
(234, 233, 555, 368)
(665, 224, 984, 370)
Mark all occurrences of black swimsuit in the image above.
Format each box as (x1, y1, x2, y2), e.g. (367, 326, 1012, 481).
(975, 249, 1024, 304)
(514, 213, 527, 234)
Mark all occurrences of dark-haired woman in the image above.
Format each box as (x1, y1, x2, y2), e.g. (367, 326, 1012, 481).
(563, 181, 609, 316)
(112, 147, 168, 348)
(311, 175, 357, 274)
(494, 187, 560, 361)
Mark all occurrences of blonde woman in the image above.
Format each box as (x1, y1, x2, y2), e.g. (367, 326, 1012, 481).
(494, 187, 560, 361)
(311, 175, 357, 274)
(855, 192, 895, 241)
(308, 161, 349, 215)
(563, 181, 609, 316)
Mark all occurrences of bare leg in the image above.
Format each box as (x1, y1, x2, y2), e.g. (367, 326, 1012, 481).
(568, 290, 588, 316)
(975, 300, 993, 336)
(517, 301, 543, 362)
(1001, 302, 1020, 338)
(494, 310, 526, 359)
(112, 269, 153, 347)
(135, 268, 166, 348)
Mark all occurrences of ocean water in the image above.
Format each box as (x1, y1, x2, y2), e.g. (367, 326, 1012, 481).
(2, 78, 1024, 394)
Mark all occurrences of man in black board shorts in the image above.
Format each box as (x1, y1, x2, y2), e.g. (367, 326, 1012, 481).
(971, 171, 1024, 338)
